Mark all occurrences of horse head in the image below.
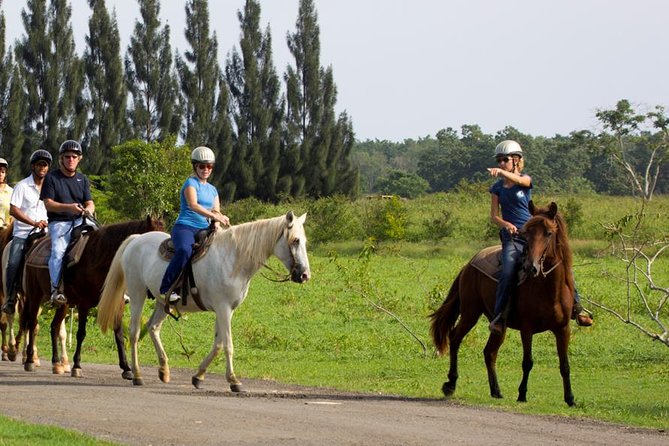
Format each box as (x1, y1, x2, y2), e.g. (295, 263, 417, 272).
(274, 211, 311, 283)
(146, 215, 166, 232)
(522, 201, 562, 278)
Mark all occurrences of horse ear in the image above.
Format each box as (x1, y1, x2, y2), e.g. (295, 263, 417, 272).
(286, 210, 295, 228)
(549, 202, 558, 219)
(298, 212, 307, 225)
(528, 200, 536, 215)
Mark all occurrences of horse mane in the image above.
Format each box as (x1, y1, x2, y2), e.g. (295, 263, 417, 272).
(0, 221, 13, 249)
(84, 218, 161, 268)
(526, 205, 573, 275)
(214, 215, 287, 271)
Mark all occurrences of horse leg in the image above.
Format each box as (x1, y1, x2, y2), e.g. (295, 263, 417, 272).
(517, 330, 534, 402)
(193, 308, 239, 391)
(483, 331, 507, 398)
(1, 318, 7, 361)
(113, 322, 133, 380)
(59, 316, 70, 373)
(146, 307, 170, 383)
(50, 306, 67, 374)
(129, 296, 146, 386)
(71, 307, 90, 378)
(555, 327, 575, 406)
(442, 316, 478, 397)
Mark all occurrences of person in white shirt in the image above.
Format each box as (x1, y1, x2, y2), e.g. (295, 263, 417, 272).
(1, 150, 51, 314)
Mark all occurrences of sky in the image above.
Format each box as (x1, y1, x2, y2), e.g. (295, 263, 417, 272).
(2, 0, 668, 142)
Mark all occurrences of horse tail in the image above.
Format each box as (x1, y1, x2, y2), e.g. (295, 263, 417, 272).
(98, 235, 136, 333)
(429, 270, 462, 356)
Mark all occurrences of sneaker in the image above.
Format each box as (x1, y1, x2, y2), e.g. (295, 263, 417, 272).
(576, 313, 593, 327)
(1, 300, 15, 314)
(165, 292, 181, 305)
(488, 313, 505, 335)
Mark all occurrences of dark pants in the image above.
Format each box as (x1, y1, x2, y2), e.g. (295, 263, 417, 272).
(5, 237, 26, 305)
(494, 230, 527, 316)
(160, 224, 200, 294)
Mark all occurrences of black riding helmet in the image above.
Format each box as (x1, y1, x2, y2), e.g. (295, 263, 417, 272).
(58, 140, 83, 155)
(30, 149, 53, 165)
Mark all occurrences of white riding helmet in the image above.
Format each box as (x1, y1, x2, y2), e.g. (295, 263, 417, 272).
(0, 158, 7, 169)
(494, 140, 523, 158)
(191, 146, 216, 164)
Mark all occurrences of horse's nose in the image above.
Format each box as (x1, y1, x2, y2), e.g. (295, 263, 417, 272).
(300, 270, 310, 283)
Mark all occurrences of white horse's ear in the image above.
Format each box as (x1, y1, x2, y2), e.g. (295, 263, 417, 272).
(286, 210, 295, 228)
(298, 213, 307, 225)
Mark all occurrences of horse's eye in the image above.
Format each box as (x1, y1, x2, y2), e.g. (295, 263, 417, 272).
(545, 231, 552, 237)
(292, 238, 300, 247)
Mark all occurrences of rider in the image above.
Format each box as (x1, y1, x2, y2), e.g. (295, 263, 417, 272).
(1, 150, 51, 314)
(40, 140, 95, 306)
(0, 158, 14, 229)
(159, 146, 230, 304)
(487, 140, 593, 334)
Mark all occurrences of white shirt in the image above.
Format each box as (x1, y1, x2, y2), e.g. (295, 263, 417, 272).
(10, 175, 47, 239)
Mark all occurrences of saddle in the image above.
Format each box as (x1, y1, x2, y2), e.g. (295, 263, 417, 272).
(157, 225, 217, 316)
(24, 216, 99, 270)
(469, 245, 529, 285)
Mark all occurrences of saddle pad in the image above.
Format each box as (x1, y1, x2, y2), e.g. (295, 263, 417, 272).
(24, 235, 90, 269)
(469, 245, 503, 282)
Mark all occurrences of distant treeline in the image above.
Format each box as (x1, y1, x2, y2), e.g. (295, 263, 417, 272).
(353, 105, 669, 198)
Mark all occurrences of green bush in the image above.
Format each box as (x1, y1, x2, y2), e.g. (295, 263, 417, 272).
(307, 195, 362, 243)
(361, 196, 408, 241)
(225, 197, 275, 223)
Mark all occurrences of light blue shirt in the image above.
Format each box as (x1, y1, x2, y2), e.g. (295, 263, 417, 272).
(174, 176, 218, 229)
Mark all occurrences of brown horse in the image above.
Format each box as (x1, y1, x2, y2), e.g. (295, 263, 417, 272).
(20, 216, 164, 378)
(430, 202, 576, 406)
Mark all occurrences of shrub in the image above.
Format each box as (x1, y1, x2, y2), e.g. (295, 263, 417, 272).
(361, 196, 408, 241)
(307, 195, 362, 243)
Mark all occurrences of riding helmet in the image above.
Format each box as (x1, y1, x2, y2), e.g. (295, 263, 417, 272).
(30, 149, 53, 165)
(494, 140, 523, 158)
(0, 158, 7, 169)
(191, 146, 216, 164)
(58, 140, 83, 155)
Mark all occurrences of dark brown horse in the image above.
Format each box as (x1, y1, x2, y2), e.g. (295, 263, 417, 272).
(430, 202, 576, 406)
(20, 216, 164, 378)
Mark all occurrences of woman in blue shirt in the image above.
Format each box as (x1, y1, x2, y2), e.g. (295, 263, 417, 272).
(160, 146, 230, 304)
(487, 140, 592, 334)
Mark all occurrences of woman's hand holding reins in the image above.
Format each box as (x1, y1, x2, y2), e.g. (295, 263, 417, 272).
(211, 210, 230, 227)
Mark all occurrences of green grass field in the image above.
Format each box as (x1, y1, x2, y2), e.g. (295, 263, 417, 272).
(7, 193, 669, 436)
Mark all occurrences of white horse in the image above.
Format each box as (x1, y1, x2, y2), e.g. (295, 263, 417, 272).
(98, 211, 310, 391)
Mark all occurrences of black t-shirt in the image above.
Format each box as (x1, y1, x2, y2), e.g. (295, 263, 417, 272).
(40, 169, 92, 221)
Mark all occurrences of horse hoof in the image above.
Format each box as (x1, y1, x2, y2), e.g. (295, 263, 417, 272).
(159, 370, 170, 383)
(71, 368, 82, 378)
(24, 362, 35, 372)
(132, 377, 144, 386)
(441, 382, 455, 397)
(230, 383, 244, 393)
(192, 376, 204, 389)
(7, 352, 16, 362)
(63, 364, 71, 373)
(121, 370, 133, 380)
(1, 352, 7, 361)
(52, 364, 64, 374)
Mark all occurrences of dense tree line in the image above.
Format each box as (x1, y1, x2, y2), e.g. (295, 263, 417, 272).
(355, 100, 669, 199)
(0, 0, 357, 202)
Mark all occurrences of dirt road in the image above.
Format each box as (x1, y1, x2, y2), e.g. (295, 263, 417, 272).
(0, 361, 665, 445)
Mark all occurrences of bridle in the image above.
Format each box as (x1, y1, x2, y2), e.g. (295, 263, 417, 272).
(534, 220, 561, 278)
(260, 225, 299, 283)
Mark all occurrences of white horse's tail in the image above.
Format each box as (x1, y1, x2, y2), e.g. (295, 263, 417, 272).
(98, 234, 138, 333)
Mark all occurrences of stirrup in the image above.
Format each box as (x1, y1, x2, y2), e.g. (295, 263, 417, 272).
(488, 313, 506, 335)
(50, 291, 67, 306)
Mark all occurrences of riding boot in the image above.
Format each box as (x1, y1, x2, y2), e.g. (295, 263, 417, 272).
(489, 313, 505, 335)
(572, 302, 593, 327)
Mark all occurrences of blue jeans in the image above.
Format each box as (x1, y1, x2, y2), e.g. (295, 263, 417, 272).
(5, 237, 26, 303)
(494, 230, 527, 316)
(48, 219, 82, 290)
(160, 224, 200, 294)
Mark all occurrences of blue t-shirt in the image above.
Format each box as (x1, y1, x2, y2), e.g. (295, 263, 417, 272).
(175, 176, 218, 229)
(489, 175, 532, 229)
(40, 170, 92, 221)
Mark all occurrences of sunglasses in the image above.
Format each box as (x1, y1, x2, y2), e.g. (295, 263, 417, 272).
(496, 156, 514, 164)
(197, 163, 214, 170)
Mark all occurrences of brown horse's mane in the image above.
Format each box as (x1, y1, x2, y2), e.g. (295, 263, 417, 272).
(0, 221, 13, 249)
(525, 204, 574, 276)
(82, 217, 163, 268)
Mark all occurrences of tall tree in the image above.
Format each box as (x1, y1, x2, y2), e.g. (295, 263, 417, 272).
(225, 0, 283, 201)
(284, 0, 357, 198)
(176, 0, 219, 147)
(2, 65, 28, 182)
(15, 0, 85, 157)
(125, 0, 181, 142)
(83, 0, 126, 174)
(0, 0, 10, 157)
(211, 74, 233, 197)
